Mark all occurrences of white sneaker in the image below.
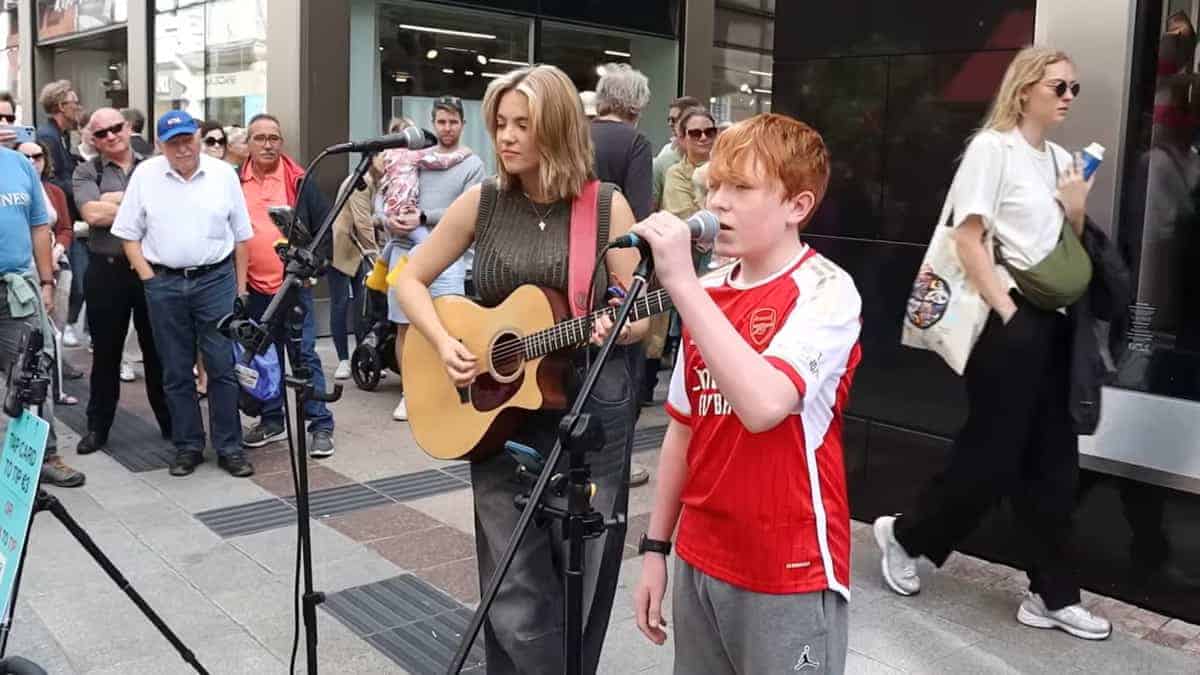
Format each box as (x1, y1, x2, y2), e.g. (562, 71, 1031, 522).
(873, 515, 921, 596)
(1017, 593, 1111, 640)
(334, 359, 352, 380)
(392, 398, 408, 421)
(120, 362, 136, 382)
(63, 325, 80, 348)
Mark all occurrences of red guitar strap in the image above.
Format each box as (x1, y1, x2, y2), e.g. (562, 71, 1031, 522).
(567, 179, 601, 318)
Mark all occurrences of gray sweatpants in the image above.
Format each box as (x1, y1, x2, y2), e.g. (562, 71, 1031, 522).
(673, 559, 848, 675)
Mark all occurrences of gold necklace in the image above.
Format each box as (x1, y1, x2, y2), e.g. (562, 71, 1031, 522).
(523, 193, 556, 232)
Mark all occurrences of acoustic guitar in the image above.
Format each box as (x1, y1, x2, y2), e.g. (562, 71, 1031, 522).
(401, 284, 673, 461)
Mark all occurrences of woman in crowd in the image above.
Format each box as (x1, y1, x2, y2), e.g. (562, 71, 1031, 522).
(200, 121, 228, 160)
(329, 150, 384, 380)
(395, 65, 643, 674)
(224, 125, 248, 168)
(874, 46, 1112, 641)
(661, 106, 717, 222)
(18, 139, 80, 405)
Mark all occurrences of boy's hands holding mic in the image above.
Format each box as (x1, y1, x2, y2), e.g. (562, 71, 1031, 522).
(631, 212, 699, 290)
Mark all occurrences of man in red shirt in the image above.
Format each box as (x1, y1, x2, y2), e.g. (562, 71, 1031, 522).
(629, 114, 859, 673)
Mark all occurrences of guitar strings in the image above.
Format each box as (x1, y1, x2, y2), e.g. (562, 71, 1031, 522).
(486, 290, 673, 365)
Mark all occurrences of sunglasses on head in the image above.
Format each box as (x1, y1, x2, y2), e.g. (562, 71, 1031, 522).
(203, 136, 227, 146)
(92, 122, 125, 140)
(686, 127, 718, 140)
(1047, 80, 1081, 98)
(0, 113, 15, 123)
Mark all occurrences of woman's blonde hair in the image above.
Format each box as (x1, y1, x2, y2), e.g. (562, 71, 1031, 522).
(981, 46, 1074, 132)
(387, 116, 414, 134)
(482, 65, 595, 201)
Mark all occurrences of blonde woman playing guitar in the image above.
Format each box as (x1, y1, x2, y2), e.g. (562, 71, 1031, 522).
(394, 65, 645, 675)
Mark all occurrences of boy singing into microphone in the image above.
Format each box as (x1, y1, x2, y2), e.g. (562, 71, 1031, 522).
(630, 114, 860, 674)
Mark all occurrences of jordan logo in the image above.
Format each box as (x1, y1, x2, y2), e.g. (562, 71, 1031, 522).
(793, 645, 819, 670)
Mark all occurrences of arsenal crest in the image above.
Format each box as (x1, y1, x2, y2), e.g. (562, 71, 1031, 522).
(749, 307, 777, 347)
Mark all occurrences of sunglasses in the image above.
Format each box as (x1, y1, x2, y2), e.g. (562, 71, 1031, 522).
(686, 127, 718, 140)
(22, 152, 44, 161)
(92, 122, 125, 140)
(0, 114, 15, 123)
(1047, 80, 1081, 99)
(203, 136, 227, 146)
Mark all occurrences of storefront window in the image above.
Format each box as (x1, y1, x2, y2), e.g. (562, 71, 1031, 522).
(1115, 3, 1200, 401)
(712, 5, 772, 123)
(154, 0, 266, 127)
(378, 0, 532, 175)
(37, 0, 128, 43)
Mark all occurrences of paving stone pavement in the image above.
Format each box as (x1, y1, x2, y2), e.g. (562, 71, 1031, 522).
(0, 337, 1196, 673)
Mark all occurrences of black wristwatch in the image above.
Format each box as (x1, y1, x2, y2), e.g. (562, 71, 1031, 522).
(637, 533, 672, 556)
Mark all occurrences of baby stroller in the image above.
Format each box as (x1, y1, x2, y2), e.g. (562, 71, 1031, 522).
(350, 264, 399, 391)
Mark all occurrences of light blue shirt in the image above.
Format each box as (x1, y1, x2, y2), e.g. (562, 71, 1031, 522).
(0, 148, 49, 274)
(111, 154, 254, 268)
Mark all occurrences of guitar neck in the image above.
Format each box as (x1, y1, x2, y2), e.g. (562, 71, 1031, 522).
(523, 288, 673, 359)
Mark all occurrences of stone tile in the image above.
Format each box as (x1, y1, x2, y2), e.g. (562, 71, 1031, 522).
(368, 525, 474, 571)
(139, 463, 276, 512)
(175, 541, 275, 597)
(249, 608, 398, 673)
(1161, 618, 1200, 640)
(846, 649, 903, 674)
(112, 502, 225, 566)
(308, 549, 403, 593)
(849, 604, 986, 672)
(250, 464, 353, 497)
(404, 490, 477, 536)
(230, 521, 365, 575)
(209, 577, 295, 625)
(5, 599, 80, 675)
(917, 637, 1081, 675)
(244, 445, 322, 476)
(1145, 629, 1193, 651)
(1056, 630, 1200, 674)
(418, 557, 481, 605)
(596, 616, 673, 675)
(322, 502, 441, 543)
(1182, 636, 1200, 656)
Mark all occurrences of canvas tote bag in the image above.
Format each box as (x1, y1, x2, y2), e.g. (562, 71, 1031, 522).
(901, 194, 998, 374)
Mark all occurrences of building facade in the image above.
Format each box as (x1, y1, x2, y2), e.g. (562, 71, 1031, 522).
(5, 0, 1199, 623)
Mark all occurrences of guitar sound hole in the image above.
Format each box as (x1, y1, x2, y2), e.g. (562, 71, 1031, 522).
(490, 331, 524, 380)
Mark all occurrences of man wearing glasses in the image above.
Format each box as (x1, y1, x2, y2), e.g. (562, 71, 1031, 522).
(36, 80, 82, 208)
(238, 113, 337, 458)
(71, 108, 172, 456)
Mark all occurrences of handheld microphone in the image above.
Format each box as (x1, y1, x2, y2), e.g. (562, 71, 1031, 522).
(612, 210, 720, 254)
(324, 127, 436, 155)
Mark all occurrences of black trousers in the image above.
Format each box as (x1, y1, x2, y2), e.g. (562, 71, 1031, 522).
(84, 254, 171, 437)
(895, 294, 1081, 610)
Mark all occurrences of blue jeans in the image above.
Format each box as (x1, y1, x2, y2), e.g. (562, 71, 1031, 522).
(246, 287, 334, 433)
(327, 264, 366, 361)
(142, 261, 242, 456)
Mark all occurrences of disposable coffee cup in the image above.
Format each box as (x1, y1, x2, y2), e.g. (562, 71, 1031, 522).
(1082, 142, 1105, 180)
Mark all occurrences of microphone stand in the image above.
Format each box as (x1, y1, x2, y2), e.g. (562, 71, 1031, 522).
(447, 254, 653, 675)
(231, 151, 384, 675)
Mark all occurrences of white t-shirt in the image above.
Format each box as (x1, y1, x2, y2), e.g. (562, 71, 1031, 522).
(950, 128, 1072, 271)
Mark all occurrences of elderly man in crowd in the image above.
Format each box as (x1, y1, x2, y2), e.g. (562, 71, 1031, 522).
(0, 131, 86, 486)
(238, 113, 337, 457)
(112, 111, 255, 477)
(71, 107, 171, 456)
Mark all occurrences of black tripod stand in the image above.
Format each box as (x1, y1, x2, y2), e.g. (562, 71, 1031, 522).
(447, 255, 653, 675)
(221, 149, 390, 674)
(0, 329, 207, 674)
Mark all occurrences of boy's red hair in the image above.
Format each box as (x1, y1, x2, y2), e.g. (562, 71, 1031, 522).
(708, 113, 830, 227)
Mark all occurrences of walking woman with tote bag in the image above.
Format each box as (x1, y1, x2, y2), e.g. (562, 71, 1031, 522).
(875, 47, 1113, 641)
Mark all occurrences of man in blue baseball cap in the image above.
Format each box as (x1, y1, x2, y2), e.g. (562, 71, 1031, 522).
(110, 109, 256, 478)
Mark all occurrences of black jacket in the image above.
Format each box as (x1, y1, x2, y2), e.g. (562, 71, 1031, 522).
(293, 174, 333, 265)
(1068, 218, 1132, 434)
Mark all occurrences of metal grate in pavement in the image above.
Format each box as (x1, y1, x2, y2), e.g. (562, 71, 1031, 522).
(366, 468, 470, 502)
(323, 574, 485, 674)
(441, 463, 472, 482)
(195, 498, 296, 538)
(58, 378, 175, 472)
(282, 482, 392, 518)
(632, 424, 667, 454)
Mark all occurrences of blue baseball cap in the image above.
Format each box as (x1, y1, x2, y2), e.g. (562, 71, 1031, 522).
(157, 110, 198, 142)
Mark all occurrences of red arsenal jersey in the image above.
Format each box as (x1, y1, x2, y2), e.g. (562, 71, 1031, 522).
(664, 245, 861, 597)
